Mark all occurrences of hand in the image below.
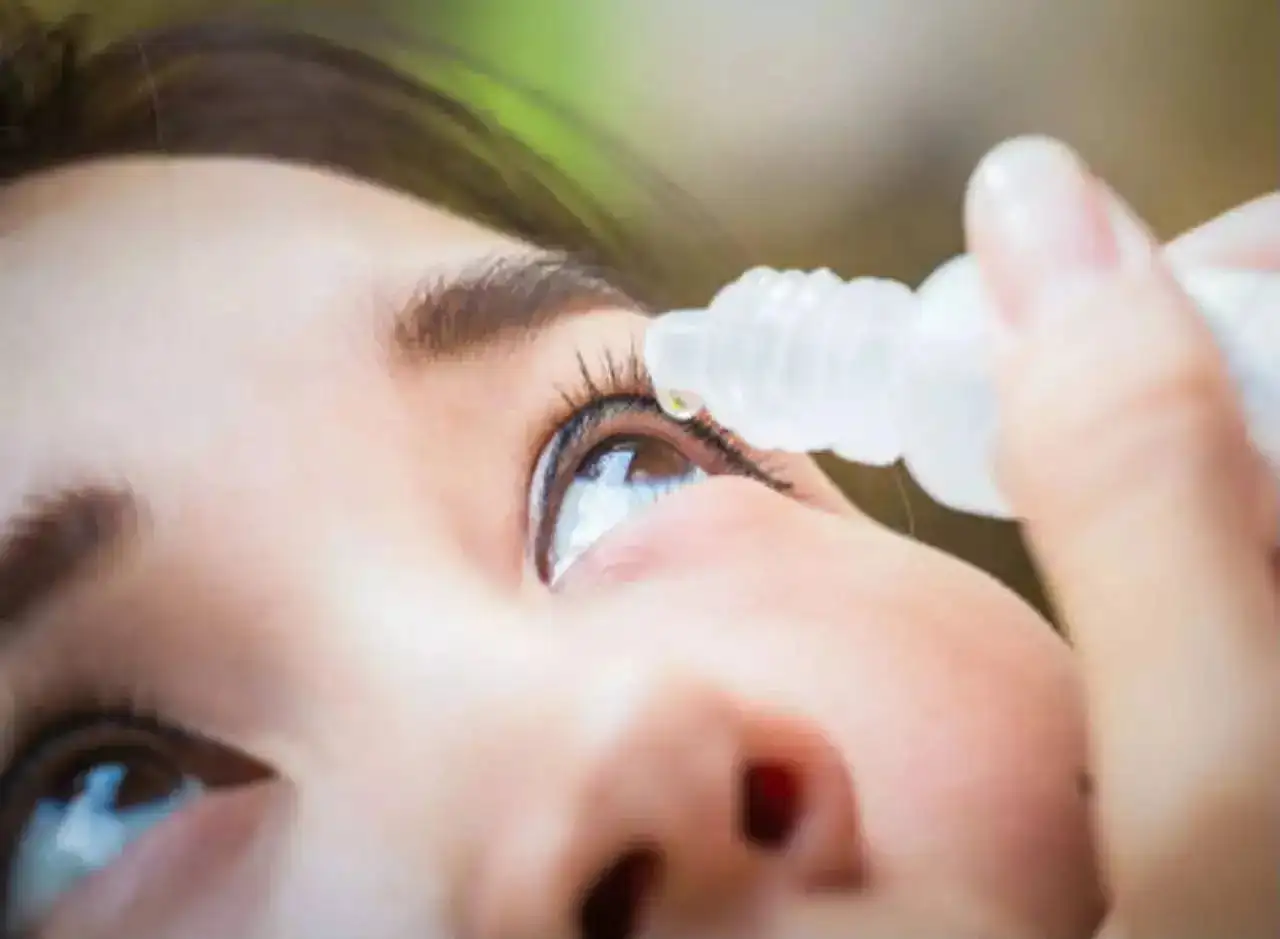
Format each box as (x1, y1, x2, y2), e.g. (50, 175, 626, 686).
(966, 136, 1280, 939)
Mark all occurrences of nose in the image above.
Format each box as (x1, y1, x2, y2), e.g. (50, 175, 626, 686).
(465, 669, 860, 939)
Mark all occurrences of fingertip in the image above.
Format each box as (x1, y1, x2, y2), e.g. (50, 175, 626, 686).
(963, 136, 1120, 328)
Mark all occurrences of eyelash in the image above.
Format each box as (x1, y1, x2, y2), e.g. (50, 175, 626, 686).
(526, 344, 796, 580)
(546, 344, 795, 494)
(0, 679, 174, 791)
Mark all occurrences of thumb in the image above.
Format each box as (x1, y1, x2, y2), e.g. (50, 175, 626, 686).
(965, 135, 1151, 325)
(964, 136, 1274, 563)
(964, 136, 1280, 937)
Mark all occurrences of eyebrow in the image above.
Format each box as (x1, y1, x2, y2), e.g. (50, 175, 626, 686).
(389, 253, 651, 361)
(0, 486, 137, 644)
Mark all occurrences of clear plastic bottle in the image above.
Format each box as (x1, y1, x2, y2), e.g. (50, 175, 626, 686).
(644, 256, 1280, 520)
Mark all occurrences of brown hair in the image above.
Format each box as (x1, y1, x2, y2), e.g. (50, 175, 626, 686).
(0, 1, 731, 305)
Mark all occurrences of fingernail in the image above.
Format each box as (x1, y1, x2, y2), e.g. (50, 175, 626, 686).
(966, 136, 1121, 324)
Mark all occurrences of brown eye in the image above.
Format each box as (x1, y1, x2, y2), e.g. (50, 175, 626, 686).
(529, 393, 793, 585)
(540, 434, 709, 582)
(43, 744, 181, 808)
(0, 714, 271, 934)
(575, 436, 701, 486)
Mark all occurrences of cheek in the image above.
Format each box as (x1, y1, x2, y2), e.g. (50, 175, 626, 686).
(557, 477, 1098, 928)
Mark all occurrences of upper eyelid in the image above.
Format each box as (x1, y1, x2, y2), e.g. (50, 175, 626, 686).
(538, 343, 794, 492)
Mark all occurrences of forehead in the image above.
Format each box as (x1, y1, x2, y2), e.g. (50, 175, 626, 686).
(0, 157, 540, 514)
(0, 156, 527, 361)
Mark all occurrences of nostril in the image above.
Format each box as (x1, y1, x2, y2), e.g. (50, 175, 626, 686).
(742, 760, 804, 851)
(577, 846, 663, 939)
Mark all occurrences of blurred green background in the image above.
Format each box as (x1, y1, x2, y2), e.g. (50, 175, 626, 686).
(433, 0, 1277, 611)
(30, 0, 1278, 608)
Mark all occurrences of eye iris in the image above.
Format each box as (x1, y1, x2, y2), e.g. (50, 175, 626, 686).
(610, 438, 694, 484)
(4, 739, 205, 933)
(571, 437, 703, 493)
(46, 746, 183, 808)
(550, 436, 707, 581)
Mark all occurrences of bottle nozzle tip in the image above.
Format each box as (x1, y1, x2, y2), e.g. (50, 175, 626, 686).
(655, 388, 704, 421)
(645, 308, 709, 403)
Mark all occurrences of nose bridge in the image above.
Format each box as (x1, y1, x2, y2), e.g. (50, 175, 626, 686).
(464, 666, 862, 939)
(276, 556, 565, 794)
(290, 541, 549, 720)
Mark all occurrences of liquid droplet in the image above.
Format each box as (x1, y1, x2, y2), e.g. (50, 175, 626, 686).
(655, 388, 703, 421)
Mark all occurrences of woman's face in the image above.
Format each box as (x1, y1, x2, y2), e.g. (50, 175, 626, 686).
(0, 158, 1103, 939)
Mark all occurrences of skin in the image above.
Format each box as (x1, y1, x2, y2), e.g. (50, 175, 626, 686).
(968, 140, 1279, 939)
(0, 141, 1273, 938)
